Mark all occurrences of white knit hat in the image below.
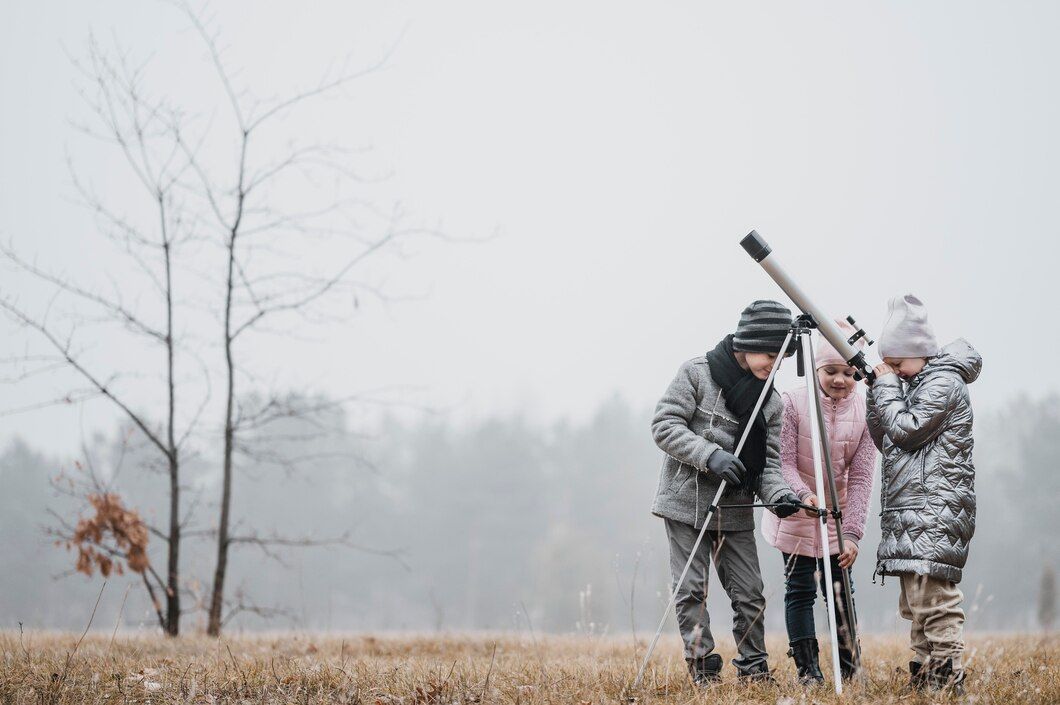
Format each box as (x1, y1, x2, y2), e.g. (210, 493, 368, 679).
(878, 294, 940, 358)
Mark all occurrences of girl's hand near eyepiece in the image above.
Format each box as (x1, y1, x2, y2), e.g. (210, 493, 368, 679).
(874, 363, 896, 379)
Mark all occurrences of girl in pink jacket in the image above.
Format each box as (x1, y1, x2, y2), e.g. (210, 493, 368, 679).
(761, 321, 876, 684)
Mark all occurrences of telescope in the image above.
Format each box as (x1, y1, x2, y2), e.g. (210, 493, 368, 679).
(740, 230, 876, 383)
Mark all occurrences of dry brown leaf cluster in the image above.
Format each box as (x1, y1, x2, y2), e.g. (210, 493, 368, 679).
(62, 493, 149, 578)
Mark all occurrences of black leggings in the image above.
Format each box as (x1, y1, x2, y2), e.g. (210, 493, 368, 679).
(781, 552, 857, 646)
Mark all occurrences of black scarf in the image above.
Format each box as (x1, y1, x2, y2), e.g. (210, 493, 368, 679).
(704, 335, 774, 490)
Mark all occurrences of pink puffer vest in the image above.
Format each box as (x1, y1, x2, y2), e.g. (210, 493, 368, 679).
(762, 385, 866, 557)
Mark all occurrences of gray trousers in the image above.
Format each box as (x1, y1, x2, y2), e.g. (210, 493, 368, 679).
(665, 518, 769, 672)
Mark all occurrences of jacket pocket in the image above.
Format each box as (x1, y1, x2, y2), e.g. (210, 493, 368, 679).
(881, 452, 928, 512)
(663, 459, 693, 495)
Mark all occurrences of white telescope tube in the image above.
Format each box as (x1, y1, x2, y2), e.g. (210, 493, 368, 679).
(740, 231, 876, 383)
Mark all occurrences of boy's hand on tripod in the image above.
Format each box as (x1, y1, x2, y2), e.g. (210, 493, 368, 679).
(773, 493, 802, 518)
(838, 541, 859, 569)
(705, 449, 747, 486)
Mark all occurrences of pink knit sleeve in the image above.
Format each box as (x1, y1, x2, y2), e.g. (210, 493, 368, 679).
(780, 395, 813, 500)
(842, 423, 877, 543)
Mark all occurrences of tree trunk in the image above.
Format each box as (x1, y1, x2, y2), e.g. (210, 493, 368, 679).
(162, 219, 181, 637)
(165, 450, 180, 636)
(206, 430, 232, 635)
(207, 226, 241, 636)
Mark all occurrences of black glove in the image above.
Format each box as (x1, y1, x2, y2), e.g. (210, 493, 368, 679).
(773, 493, 802, 518)
(705, 449, 747, 486)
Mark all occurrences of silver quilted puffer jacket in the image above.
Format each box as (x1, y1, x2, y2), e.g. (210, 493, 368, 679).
(867, 339, 983, 583)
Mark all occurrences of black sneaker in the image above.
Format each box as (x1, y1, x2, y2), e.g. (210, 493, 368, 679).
(686, 653, 722, 685)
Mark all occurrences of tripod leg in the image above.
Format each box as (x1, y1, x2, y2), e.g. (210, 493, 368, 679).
(633, 329, 795, 688)
(806, 335, 862, 676)
(801, 333, 843, 694)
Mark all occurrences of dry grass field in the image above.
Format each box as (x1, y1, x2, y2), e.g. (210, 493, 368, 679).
(1, 631, 1056, 704)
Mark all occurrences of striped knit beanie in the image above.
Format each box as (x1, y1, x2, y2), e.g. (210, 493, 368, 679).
(733, 300, 794, 354)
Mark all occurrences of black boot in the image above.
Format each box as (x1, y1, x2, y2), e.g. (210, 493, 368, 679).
(787, 639, 824, 685)
(736, 660, 777, 685)
(908, 661, 928, 690)
(686, 653, 722, 685)
(927, 658, 966, 695)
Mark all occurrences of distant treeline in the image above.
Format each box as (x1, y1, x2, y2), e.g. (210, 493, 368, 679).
(2, 392, 1056, 634)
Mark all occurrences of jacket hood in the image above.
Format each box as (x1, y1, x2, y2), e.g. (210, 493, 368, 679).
(918, 338, 982, 385)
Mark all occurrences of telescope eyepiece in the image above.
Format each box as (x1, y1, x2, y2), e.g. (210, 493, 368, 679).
(740, 231, 772, 262)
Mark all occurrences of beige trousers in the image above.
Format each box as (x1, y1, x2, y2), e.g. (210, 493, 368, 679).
(898, 573, 965, 669)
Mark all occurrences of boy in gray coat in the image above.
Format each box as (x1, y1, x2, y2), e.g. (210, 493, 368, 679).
(867, 294, 982, 694)
(652, 300, 802, 684)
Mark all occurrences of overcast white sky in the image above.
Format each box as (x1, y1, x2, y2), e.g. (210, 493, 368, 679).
(2, 1, 1056, 457)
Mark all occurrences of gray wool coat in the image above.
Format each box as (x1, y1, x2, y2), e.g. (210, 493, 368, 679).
(867, 339, 982, 583)
(651, 356, 793, 532)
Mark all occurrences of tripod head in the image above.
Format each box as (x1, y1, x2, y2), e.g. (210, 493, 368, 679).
(789, 313, 876, 381)
(791, 315, 815, 378)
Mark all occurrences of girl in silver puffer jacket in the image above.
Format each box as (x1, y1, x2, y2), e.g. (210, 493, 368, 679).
(867, 294, 982, 695)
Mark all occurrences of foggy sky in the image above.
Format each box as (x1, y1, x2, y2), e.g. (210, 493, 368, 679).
(3, 0, 1057, 455)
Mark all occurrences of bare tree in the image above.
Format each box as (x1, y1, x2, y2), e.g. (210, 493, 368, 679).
(162, 4, 428, 635)
(1041, 565, 1057, 632)
(4, 2, 431, 637)
(0, 37, 209, 635)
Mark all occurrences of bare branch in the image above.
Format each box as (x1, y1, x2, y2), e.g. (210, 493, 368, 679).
(0, 390, 103, 418)
(67, 162, 159, 251)
(0, 243, 168, 343)
(229, 224, 398, 340)
(244, 30, 405, 133)
(0, 298, 171, 459)
(171, 127, 231, 230)
(0, 360, 70, 384)
(220, 588, 293, 629)
(227, 531, 409, 570)
(171, 0, 246, 130)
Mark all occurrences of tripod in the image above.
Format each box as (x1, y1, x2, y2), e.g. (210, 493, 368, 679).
(632, 315, 859, 693)
(790, 314, 861, 691)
